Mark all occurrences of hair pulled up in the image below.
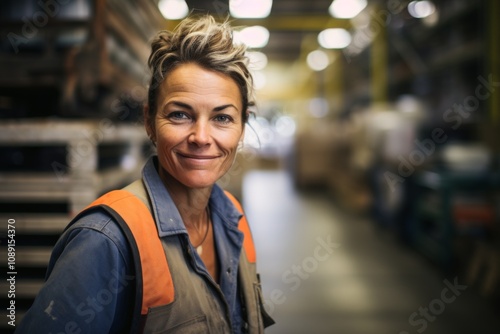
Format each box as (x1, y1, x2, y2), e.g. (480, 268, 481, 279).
(146, 14, 254, 127)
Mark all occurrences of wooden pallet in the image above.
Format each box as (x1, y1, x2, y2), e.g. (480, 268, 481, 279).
(0, 120, 151, 332)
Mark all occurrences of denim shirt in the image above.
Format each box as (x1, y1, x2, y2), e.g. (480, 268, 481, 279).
(17, 156, 246, 334)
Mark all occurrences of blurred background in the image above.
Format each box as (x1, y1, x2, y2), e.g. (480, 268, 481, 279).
(0, 0, 499, 333)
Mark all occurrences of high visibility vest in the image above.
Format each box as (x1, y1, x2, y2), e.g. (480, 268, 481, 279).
(68, 181, 273, 333)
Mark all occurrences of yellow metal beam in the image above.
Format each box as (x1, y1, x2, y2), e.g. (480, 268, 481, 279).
(370, 4, 388, 104)
(232, 16, 351, 31)
(165, 15, 351, 31)
(325, 50, 344, 115)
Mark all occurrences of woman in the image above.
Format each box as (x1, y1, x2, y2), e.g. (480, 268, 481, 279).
(17, 14, 274, 333)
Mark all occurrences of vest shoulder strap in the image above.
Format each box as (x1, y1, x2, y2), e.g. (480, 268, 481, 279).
(85, 190, 174, 315)
(224, 191, 257, 263)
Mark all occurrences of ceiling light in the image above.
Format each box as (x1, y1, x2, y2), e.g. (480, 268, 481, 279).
(329, 0, 367, 19)
(230, 0, 273, 19)
(318, 28, 351, 49)
(408, 1, 436, 19)
(234, 26, 270, 48)
(247, 51, 268, 71)
(158, 0, 189, 20)
(307, 50, 329, 71)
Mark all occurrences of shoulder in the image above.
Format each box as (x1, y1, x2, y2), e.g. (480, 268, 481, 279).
(211, 186, 257, 263)
(55, 208, 133, 270)
(18, 208, 136, 333)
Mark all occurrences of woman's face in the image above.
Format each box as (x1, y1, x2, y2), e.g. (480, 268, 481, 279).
(149, 63, 244, 189)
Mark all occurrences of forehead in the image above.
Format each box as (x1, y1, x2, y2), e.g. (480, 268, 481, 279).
(157, 63, 242, 110)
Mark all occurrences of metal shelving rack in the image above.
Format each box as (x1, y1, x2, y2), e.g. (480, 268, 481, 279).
(412, 170, 499, 270)
(0, 0, 165, 330)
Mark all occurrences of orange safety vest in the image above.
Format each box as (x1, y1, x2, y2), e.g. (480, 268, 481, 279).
(71, 186, 269, 333)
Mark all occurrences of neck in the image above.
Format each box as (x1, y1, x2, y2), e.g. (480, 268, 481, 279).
(158, 167, 212, 229)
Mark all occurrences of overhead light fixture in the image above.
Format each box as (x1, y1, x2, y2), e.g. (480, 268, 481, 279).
(307, 50, 330, 71)
(230, 0, 273, 19)
(408, 1, 436, 18)
(318, 28, 351, 49)
(329, 0, 367, 19)
(158, 0, 189, 20)
(247, 51, 268, 71)
(234, 26, 270, 48)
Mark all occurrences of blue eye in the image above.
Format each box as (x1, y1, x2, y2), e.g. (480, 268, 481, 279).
(214, 115, 233, 123)
(168, 112, 189, 120)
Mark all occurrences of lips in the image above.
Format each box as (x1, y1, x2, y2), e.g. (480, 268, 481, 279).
(177, 152, 219, 160)
(175, 152, 221, 168)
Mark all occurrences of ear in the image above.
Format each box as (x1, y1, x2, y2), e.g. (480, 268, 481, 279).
(143, 105, 156, 143)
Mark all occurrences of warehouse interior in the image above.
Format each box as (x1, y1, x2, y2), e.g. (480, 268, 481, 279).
(1, 0, 499, 333)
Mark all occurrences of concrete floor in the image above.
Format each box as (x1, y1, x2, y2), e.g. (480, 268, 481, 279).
(242, 170, 500, 334)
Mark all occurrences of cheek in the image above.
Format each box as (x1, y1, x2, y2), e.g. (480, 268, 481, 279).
(218, 130, 243, 154)
(154, 127, 181, 159)
(155, 122, 179, 144)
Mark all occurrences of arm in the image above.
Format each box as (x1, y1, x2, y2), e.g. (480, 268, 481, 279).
(16, 213, 135, 334)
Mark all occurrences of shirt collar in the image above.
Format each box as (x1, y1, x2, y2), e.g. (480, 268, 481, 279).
(141, 156, 242, 237)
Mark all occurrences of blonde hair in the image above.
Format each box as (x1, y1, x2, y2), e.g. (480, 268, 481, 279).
(146, 14, 254, 127)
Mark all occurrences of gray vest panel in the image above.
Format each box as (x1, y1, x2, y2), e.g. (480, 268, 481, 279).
(124, 180, 268, 333)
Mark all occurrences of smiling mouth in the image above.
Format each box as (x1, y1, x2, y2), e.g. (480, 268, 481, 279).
(177, 152, 219, 160)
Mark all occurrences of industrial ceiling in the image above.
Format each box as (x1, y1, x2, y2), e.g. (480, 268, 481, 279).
(179, 0, 353, 63)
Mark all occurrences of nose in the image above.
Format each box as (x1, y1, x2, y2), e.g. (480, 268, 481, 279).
(188, 120, 211, 147)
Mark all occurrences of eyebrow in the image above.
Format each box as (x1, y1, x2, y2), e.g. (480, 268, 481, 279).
(213, 104, 239, 112)
(165, 101, 193, 111)
(165, 101, 239, 112)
